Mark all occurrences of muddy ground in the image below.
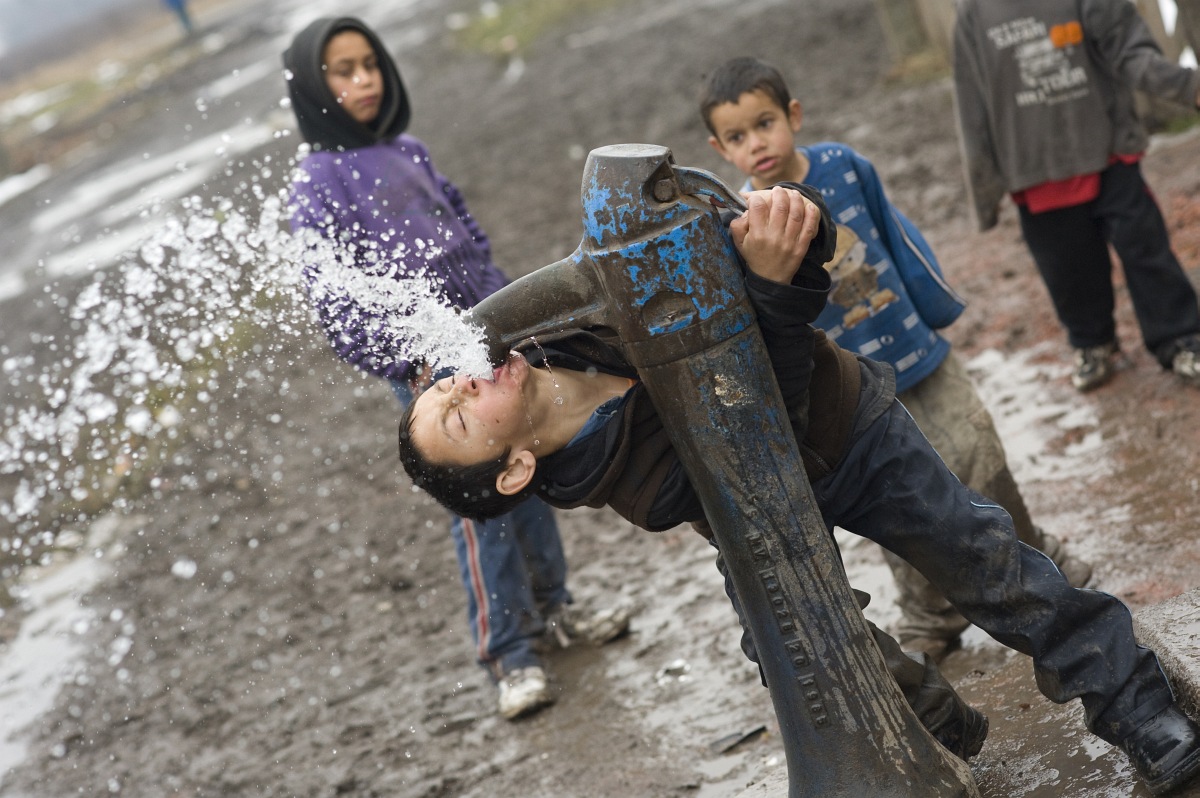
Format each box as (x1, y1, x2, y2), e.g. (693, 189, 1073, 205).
(2, 0, 1200, 796)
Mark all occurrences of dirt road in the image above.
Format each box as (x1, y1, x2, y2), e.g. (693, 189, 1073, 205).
(2, 0, 1200, 796)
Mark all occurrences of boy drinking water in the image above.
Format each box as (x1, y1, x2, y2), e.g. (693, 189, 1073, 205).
(398, 185, 1200, 795)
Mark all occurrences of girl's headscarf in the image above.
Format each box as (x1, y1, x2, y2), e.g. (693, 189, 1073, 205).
(282, 16, 410, 151)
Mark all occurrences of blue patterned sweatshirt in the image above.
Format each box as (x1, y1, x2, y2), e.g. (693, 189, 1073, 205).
(758, 143, 967, 393)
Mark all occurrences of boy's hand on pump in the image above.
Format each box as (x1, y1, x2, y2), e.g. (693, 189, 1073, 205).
(729, 185, 821, 285)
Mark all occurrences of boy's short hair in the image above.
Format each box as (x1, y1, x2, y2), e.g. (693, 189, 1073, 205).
(397, 400, 542, 521)
(699, 57, 793, 134)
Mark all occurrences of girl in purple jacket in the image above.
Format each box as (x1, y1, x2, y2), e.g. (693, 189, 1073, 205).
(282, 17, 630, 721)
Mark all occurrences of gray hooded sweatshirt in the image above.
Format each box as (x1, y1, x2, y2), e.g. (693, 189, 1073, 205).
(952, 0, 1200, 231)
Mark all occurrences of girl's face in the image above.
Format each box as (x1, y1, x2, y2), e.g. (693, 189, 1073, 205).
(322, 30, 382, 125)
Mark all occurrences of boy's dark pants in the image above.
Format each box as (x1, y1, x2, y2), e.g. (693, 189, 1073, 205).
(826, 401, 1172, 744)
(721, 400, 1174, 746)
(1017, 160, 1200, 366)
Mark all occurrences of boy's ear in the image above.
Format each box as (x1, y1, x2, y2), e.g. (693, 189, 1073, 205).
(787, 99, 803, 133)
(708, 134, 733, 163)
(496, 449, 537, 496)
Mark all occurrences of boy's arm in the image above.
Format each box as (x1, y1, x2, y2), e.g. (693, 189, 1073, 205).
(728, 186, 822, 284)
(736, 187, 832, 447)
(644, 188, 833, 529)
(951, 1, 1008, 232)
(1084, 0, 1200, 109)
(730, 185, 834, 317)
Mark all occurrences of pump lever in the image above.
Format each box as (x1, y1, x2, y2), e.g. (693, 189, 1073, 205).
(672, 165, 748, 214)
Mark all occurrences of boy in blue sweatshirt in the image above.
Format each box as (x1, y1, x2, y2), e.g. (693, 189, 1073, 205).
(698, 56, 1091, 662)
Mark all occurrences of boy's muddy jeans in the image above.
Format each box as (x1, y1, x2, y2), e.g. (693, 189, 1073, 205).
(889, 352, 1088, 657)
(710, 397, 1162, 747)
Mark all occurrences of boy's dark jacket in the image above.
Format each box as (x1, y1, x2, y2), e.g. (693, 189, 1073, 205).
(525, 187, 895, 531)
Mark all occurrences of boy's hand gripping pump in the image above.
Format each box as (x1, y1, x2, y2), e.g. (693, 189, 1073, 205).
(467, 144, 978, 797)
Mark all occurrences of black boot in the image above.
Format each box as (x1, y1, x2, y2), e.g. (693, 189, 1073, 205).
(864, 612, 989, 760)
(938, 703, 989, 762)
(1121, 705, 1200, 795)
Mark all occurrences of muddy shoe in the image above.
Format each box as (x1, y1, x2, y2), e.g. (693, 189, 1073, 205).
(1057, 553, 1093, 588)
(899, 633, 962, 665)
(542, 601, 633, 650)
(1121, 705, 1200, 795)
(1072, 341, 1118, 392)
(1171, 337, 1200, 387)
(498, 666, 554, 721)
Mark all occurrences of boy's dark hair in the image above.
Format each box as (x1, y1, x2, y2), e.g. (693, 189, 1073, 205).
(699, 57, 793, 135)
(397, 400, 542, 521)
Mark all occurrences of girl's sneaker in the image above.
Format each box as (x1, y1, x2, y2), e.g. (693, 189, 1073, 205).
(498, 666, 553, 720)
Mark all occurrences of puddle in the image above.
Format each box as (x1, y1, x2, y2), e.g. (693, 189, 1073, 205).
(965, 345, 1107, 483)
(0, 513, 131, 785)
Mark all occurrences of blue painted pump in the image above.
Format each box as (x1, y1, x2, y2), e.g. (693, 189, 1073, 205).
(468, 144, 979, 797)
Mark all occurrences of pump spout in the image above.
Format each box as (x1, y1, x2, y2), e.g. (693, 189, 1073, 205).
(466, 248, 610, 365)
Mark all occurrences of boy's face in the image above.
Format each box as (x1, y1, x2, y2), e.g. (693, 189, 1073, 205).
(322, 30, 383, 125)
(408, 354, 538, 469)
(707, 90, 804, 189)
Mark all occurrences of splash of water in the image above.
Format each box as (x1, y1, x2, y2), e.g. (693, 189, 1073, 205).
(0, 176, 491, 553)
(298, 227, 493, 381)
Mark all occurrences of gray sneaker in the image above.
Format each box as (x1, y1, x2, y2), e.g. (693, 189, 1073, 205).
(541, 601, 633, 650)
(1072, 342, 1119, 391)
(1036, 529, 1093, 587)
(497, 665, 554, 720)
(1057, 554, 1093, 588)
(1172, 338, 1200, 386)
